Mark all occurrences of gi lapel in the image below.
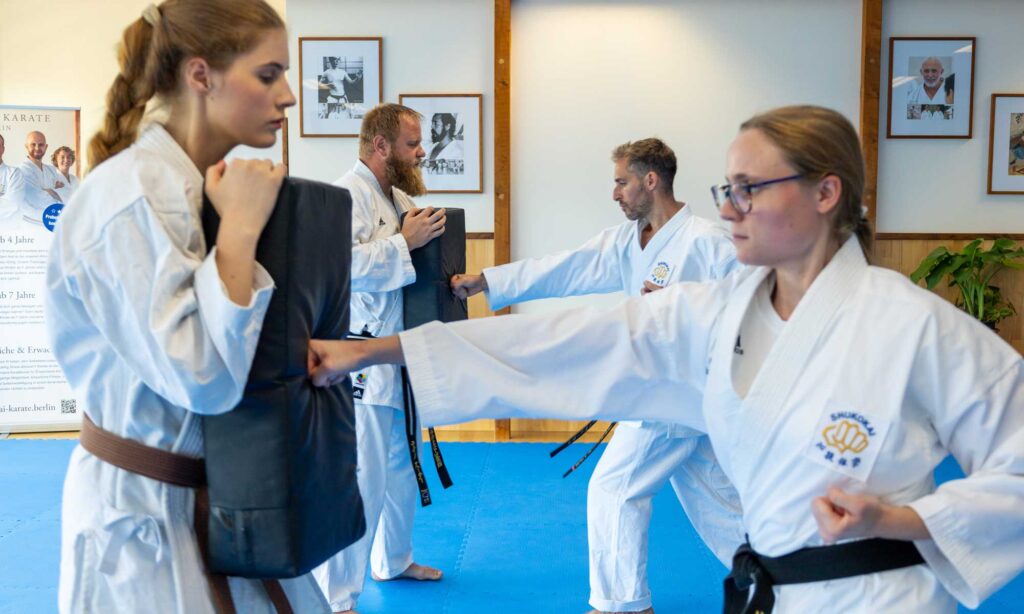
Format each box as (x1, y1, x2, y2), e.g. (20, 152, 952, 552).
(354, 161, 403, 231)
(634, 207, 692, 291)
(732, 238, 869, 456)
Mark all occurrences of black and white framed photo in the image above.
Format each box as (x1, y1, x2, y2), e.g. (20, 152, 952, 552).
(299, 37, 382, 137)
(987, 94, 1024, 195)
(399, 93, 483, 193)
(887, 37, 975, 139)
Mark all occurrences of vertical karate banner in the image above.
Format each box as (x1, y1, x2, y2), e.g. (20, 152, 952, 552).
(0, 105, 81, 432)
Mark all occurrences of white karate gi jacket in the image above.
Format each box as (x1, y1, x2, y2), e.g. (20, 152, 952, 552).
(18, 159, 64, 219)
(46, 124, 328, 613)
(341, 160, 417, 410)
(54, 171, 80, 203)
(906, 79, 949, 105)
(483, 206, 737, 435)
(401, 237, 1024, 611)
(0, 162, 27, 222)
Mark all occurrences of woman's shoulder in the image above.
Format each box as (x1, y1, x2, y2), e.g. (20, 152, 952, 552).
(859, 265, 1019, 362)
(60, 145, 194, 249)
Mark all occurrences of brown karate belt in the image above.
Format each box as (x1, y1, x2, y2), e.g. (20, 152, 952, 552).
(79, 415, 293, 614)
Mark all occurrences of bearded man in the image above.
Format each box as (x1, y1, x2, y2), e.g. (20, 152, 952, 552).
(428, 113, 464, 162)
(313, 103, 446, 614)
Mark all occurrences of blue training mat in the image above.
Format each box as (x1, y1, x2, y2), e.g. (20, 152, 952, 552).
(0, 440, 1020, 613)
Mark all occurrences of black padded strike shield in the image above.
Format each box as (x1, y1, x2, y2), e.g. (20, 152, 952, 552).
(401, 207, 468, 329)
(201, 177, 365, 578)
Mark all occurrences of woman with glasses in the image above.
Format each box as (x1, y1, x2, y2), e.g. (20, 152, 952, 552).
(307, 105, 1024, 612)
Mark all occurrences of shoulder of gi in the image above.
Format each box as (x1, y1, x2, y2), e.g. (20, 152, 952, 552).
(59, 146, 198, 264)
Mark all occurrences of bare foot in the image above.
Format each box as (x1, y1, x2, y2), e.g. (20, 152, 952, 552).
(585, 608, 654, 614)
(334, 610, 358, 614)
(371, 561, 443, 582)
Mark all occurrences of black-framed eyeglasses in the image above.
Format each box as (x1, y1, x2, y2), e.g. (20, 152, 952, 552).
(710, 174, 804, 214)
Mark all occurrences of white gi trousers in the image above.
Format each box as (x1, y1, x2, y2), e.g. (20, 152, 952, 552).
(587, 422, 744, 612)
(313, 403, 419, 611)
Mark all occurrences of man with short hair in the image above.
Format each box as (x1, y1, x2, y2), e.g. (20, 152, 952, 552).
(320, 57, 357, 119)
(428, 113, 464, 162)
(910, 57, 946, 103)
(313, 103, 446, 614)
(0, 134, 29, 223)
(452, 138, 745, 614)
(18, 131, 65, 224)
(907, 57, 953, 119)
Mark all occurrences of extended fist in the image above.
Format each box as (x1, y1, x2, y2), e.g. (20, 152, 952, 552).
(450, 274, 487, 299)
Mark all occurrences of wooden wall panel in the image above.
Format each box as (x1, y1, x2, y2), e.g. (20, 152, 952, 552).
(875, 238, 1023, 354)
(510, 418, 616, 443)
(432, 238, 499, 440)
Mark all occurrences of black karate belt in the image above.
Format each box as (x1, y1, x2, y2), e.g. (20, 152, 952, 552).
(348, 332, 453, 507)
(549, 420, 617, 478)
(723, 537, 925, 614)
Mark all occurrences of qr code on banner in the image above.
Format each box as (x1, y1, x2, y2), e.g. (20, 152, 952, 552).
(61, 399, 77, 415)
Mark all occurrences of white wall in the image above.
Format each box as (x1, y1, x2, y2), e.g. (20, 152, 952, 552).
(510, 0, 862, 314)
(285, 0, 495, 232)
(876, 0, 1024, 234)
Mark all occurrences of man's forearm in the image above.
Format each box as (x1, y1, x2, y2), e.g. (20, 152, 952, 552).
(356, 335, 406, 370)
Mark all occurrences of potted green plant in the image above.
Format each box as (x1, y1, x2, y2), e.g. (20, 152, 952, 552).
(910, 238, 1024, 331)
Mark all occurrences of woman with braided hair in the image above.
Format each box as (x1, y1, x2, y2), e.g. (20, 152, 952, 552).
(45, 1, 329, 611)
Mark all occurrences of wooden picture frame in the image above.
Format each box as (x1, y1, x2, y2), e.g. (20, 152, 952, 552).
(987, 93, 1024, 195)
(399, 93, 484, 194)
(886, 36, 975, 139)
(299, 37, 383, 138)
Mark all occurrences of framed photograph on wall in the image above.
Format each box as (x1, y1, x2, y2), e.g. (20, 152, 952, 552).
(399, 93, 483, 193)
(887, 36, 975, 139)
(299, 37, 382, 137)
(987, 94, 1024, 195)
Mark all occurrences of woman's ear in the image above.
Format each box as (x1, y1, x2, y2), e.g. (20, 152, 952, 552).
(181, 57, 214, 95)
(815, 174, 842, 215)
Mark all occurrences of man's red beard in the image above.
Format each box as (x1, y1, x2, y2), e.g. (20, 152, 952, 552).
(386, 152, 426, 197)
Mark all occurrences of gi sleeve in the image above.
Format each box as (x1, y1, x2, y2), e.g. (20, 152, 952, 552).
(401, 279, 727, 430)
(349, 184, 415, 293)
(19, 166, 59, 210)
(905, 312, 1024, 608)
(64, 199, 274, 415)
(2, 167, 28, 204)
(482, 226, 625, 311)
(694, 232, 741, 281)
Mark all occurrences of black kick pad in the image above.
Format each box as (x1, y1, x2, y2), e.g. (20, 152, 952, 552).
(201, 177, 365, 578)
(400, 207, 468, 330)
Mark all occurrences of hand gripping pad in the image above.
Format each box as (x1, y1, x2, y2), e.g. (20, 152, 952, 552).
(401, 207, 469, 330)
(201, 177, 365, 578)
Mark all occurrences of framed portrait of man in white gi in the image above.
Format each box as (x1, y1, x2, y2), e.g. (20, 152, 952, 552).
(987, 93, 1024, 195)
(399, 93, 483, 193)
(886, 36, 975, 139)
(299, 37, 383, 137)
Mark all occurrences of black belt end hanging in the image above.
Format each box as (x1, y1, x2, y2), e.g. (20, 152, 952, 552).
(401, 366, 454, 506)
(549, 420, 616, 478)
(348, 331, 454, 507)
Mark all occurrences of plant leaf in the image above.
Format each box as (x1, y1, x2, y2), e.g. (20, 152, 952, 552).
(909, 247, 949, 283)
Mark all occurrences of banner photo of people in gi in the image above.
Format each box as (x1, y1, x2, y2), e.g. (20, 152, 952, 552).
(0, 105, 81, 432)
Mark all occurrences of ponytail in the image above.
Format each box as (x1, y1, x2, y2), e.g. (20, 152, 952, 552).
(88, 18, 159, 170)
